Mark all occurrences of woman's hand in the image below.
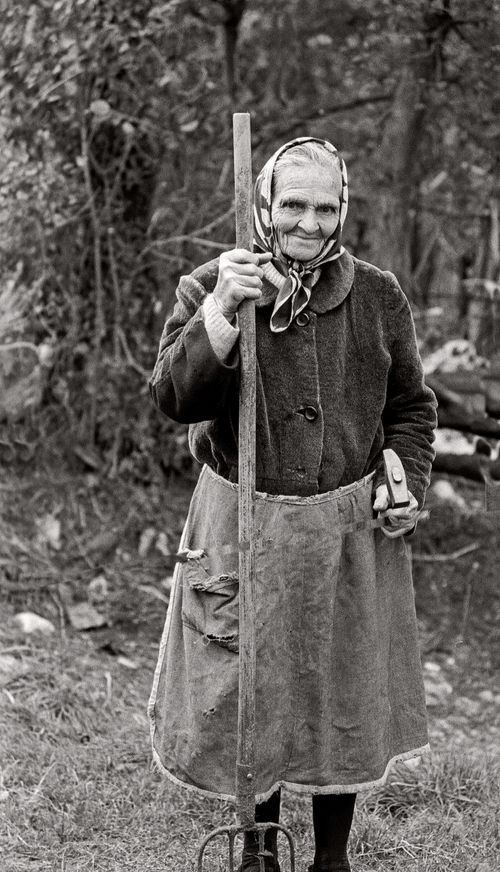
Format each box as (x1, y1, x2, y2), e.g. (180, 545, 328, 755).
(373, 485, 419, 538)
(213, 249, 272, 320)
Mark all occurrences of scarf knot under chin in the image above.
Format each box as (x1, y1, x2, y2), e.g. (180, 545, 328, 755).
(261, 260, 320, 332)
(253, 136, 348, 333)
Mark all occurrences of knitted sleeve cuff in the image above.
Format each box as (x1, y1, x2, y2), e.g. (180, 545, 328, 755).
(202, 294, 240, 362)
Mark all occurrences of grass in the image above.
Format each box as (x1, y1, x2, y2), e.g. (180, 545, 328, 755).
(1, 617, 499, 872)
(353, 754, 500, 870)
(1, 471, 499, 871)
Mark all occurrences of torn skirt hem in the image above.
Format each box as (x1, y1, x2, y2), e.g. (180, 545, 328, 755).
(150, 742, 431, 803)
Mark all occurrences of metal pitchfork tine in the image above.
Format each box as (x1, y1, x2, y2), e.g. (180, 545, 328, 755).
(197, 823, 296, 872)
(197, 113, 296, 872)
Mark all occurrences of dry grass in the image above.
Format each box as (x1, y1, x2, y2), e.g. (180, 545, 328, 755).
(1, 472, 499, 871)
(1, 612, 499, 872)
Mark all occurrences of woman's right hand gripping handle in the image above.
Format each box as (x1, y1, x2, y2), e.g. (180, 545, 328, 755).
(213, 249, 273, 320)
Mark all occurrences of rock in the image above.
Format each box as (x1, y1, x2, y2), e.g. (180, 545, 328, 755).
(478, 689, 495, 703)
(66, 602, 107, 631)
(14, 612, 55, 635)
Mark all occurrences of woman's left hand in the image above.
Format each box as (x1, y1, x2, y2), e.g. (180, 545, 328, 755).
(373, 485, 419, 538)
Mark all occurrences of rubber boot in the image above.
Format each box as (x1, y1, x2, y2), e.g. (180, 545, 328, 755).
(307, 793, 356, 872)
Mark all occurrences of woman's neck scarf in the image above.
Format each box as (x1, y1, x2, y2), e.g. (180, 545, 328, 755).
(253, 136, 348, 333)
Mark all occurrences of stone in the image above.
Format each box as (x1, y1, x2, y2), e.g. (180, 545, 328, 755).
(14, 612, 55, 635)
(66, 602, 107, 631)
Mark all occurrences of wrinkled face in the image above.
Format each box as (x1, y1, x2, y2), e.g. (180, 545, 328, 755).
(271, 163, 341, 262)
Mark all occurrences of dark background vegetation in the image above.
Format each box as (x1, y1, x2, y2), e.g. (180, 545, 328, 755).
(1, 0, 499, 479)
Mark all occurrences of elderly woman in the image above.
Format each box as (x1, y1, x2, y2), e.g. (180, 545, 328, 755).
(148, 138, 437, 872)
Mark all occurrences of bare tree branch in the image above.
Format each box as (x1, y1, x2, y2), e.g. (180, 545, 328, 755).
(254, 94, 392, 145)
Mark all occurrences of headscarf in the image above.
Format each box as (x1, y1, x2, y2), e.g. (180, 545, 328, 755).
(253, 136, 348, 332)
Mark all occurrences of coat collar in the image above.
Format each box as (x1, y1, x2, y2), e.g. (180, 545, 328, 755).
(307, 250, 354, 313)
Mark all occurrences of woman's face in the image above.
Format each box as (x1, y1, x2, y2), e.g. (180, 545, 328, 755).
(271, 163, 341, 262)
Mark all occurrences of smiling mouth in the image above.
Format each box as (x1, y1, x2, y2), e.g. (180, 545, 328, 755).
(291, 233, 322, 241)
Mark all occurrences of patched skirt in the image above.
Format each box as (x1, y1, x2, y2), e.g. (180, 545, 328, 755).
(148, 465, 429, 801)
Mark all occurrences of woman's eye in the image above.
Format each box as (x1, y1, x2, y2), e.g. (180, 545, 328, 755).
(282, 201, 303, 211)
(318, 205, 337, 215)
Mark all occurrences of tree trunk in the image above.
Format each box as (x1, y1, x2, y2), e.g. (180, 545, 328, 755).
(363, 66, 423, 289)
(363, 6, 451, 298)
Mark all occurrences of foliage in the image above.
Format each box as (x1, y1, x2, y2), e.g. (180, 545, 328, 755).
(0, 0, 498, 477)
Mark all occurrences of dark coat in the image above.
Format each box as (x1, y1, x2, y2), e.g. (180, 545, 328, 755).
(150, 251, 437, 506)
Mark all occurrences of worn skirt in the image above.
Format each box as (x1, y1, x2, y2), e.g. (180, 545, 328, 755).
(148, 465, 429, 801)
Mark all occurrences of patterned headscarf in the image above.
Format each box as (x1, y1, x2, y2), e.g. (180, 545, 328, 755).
(253, 137, 348, 332)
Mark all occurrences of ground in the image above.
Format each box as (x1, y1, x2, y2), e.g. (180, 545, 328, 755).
(0, 467, 499, 872)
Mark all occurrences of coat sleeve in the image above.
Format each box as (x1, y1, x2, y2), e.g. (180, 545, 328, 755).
(149, 271, 239, 424)
(376, 273, 438, 508)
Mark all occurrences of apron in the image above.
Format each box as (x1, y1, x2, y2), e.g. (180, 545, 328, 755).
(148, 465, 429, 801)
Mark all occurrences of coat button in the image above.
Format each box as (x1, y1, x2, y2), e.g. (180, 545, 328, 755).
(295, 311, 310, 327)
(303, 405, 318, 421)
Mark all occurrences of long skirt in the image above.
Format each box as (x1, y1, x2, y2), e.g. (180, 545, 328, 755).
(148, 465, 429, 801)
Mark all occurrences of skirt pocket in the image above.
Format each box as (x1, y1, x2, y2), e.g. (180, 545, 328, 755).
(181, 553, 239, 652)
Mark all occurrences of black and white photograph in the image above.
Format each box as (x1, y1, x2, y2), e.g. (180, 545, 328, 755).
(1, 2, 499, 870)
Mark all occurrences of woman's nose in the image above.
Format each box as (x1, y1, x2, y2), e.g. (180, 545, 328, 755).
(298, 207, 320, 233)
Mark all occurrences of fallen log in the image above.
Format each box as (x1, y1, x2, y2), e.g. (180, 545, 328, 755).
(433, 451, 500, 482)
(428, 374, 500, 438)
(428, 369, 500, 417)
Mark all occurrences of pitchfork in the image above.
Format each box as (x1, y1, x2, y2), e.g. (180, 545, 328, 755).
(196, 114, 296, 871)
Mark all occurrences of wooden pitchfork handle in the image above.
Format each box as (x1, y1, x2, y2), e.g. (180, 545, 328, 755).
(233, 113, 258, 829)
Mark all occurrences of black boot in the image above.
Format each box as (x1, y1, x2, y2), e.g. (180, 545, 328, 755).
(307, 793, 356, 872)
(239, 790, 281, 872)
